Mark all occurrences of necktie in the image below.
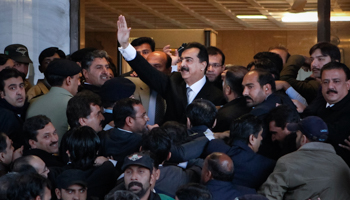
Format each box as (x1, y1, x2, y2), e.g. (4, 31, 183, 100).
(187, 87, 193, 104)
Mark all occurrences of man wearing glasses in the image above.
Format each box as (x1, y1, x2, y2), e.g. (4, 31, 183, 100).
(206, 46, 226, 90)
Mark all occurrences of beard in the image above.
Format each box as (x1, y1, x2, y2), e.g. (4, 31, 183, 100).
(127, 181, 147, 198)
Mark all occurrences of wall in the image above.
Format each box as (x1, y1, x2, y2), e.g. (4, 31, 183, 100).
(0, 0, 70, 84)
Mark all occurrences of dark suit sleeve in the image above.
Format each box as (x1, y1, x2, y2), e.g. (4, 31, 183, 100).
(169, 136, 209, 163)
(127, 53, 170, 98)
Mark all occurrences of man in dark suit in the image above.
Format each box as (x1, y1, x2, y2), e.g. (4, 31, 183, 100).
(117, 15, 224, 124)
(202, 152, 256, 200)
(213, 66, 251, 132)
(303, 62, 350, 166)
(204, 114, 276, 189)
(98, 98, 151, 165)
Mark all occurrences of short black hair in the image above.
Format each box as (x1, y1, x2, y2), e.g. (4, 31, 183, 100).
(176, 183, 212, 200)
(113, 98, 142, 128)
(81, 50, 109, 71)
(206, 152, 234, 182)
(253, 52, 283, 79)
(7, 172, 51, 200)
(38, 47, 66, 65)
(228, 114, 262, 145)
(45, 73, 73, 87)
(131, 37, 155, 52)
(0, 54, 10, 65)
(183, 42, 209, 70)
(142, 127, 171, 164)
(186, 99, 217, 128)
(0, 133, 7, 153)
(11, 155, 38, 174)
(66, 90, 101, 128)
(225, 66, 248, 97)
(0, 68, 25, 91)
(105, 190, 140, 200)
(267, 105, 300, 130)
(268, 45, 291, 61)
(161, 121, 190, 145)
(23, 115, 51, 146)
(253, 58, 281, 80)
(207, 46, 225, 66)
(66, 126, 100, 170)
(309, 42, 341, 61)
(321, 62, 350, 80)
(252, 68, 276, 92)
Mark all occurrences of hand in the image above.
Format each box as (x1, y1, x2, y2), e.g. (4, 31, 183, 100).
(94, 156, 109, 166)
(163, 45, 179, 65)
(303, 56, 313, 65)
(117, 15, 131, 49)
(214, 131, 230, 139)
(292, 99, 306, 113)
(339, 135, 350, 151)
(12, 145, 23, 161)
(130, 71, 138, 77)
(147, 124, 159, 131)
(275, 80, 291, 91)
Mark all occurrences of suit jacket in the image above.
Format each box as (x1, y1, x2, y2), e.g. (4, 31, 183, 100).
(280, 55, 320, 104)
(156, 161, 202, 198)
(205, 139, 276, 189)
(0, 98, 28, 148)
(98, 128, 142, 164)
(259, 142, 350, 200)
(303, 92, 350, 166)
(127, 53, 224, 123)
(212, 97, 251, 132)
(206, 179, 256, 200)
(125, 77, 151, 113)
(26, 87, 73, 143)
(23, 148, 64, 167)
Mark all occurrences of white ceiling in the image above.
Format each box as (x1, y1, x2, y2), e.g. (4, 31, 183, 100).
(84, 0, 350, 31)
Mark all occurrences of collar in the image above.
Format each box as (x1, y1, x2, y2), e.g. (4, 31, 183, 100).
(326, 103, 334, 108)
(117, 127, 133, 133)
(186, 76, 206, 94)
(298, 142, 335, 153)
(104, 108, 113, 114)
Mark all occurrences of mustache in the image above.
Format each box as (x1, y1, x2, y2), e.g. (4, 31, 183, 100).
(244, 96, 252, 101)
(327, 89, 338, 94)
(180, 66, 189, 72)
(128, 181, 143, 189)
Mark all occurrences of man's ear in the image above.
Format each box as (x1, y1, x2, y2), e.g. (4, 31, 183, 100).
(212, 119, 217, 129)
(82, 68, 89, 80)
(66, 150, 71, 158)
(263, 84, 272, 94)
(0, 152, 5, 163)
(346, 79, 350, 90)
(186, 117, 191, 129)
(0, 91, 4, 99)
(201, 61, 207, 71)
(125, 116, 134, 127)
(78, 118, 87, 126)
(224, 85, 231, 96)
(167, 152, 171, 161)
(301, 135, 309, 145)
(55, 188, 62, 199)
(139, 146, 142, 152)
(29, 139, 37, 149)
(65, 76, 72, 86)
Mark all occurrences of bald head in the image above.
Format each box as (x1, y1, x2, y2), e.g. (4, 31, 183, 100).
(147, 51, 172, 75)
(201, 152, 234, 184)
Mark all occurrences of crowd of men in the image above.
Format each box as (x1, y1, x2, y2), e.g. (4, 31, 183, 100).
(0, 14, 350, 200)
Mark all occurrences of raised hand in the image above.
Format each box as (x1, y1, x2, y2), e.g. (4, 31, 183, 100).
(117, 15, 131, 49)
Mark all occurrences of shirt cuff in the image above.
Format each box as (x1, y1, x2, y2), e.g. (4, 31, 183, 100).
(118, 43, 137, 61)
(204, 129, 215, 141)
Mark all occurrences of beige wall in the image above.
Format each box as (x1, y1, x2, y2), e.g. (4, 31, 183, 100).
(86, 29, 350, 73)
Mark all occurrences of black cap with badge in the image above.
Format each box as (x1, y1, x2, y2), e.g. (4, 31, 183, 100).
(122, 152, 154, 172)
(56, 169, 87, 189)
(4, 44, 33, 63)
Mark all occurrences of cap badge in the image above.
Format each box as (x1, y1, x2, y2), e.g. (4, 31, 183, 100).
(16, 47, 27, 56)
(129, 154, 142, 161)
